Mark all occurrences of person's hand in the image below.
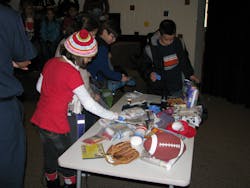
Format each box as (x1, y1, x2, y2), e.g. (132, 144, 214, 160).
(93, 93, 101, 101)
(108, 52, 112, 60)
(190, 75, 200, 84)
(115, 114, 131, 123)
(121, 74, 129, 82)
(150, 72, 157, 82)
(12, 61, 31, 71)
(117, 111, 135, 122)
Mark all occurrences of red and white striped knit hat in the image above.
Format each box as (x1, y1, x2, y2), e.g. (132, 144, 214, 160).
(64, 29, 97, 57)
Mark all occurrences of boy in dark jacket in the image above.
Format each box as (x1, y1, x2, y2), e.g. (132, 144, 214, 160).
(141, 19, 199, 98)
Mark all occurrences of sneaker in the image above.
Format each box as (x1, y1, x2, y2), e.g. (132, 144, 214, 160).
(63, 184, 76, 188)
(46, 178, 61, 188)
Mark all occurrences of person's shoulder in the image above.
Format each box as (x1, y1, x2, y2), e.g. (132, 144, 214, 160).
(96, 36, 107, 45)
(97, 42, 109, 55)
(0, 4, 19, 18)
(150, 31, 160, 46)
(174, 36, 182, 43)
(0, 5, 23, 30)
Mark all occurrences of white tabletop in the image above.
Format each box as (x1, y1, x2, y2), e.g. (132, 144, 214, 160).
(58, 93, 194, 187)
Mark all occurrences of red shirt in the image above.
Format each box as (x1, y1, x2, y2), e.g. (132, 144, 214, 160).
(31, 58, 84, 134)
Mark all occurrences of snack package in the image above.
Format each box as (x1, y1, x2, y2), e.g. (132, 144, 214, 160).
(125, 90, 143, 99)
(81, 143, 105, 159)
(120, 107, 146, 120)
(82, 126, 115, 144)
(154, 110, 175, 129)
(108, 122, 134, 141)
(173, 105, 203, 127)
(120, 107, 155, 128)
(99, 119, 135, 141)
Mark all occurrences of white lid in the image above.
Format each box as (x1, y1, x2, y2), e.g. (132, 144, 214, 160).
(130, 136, 143, 148)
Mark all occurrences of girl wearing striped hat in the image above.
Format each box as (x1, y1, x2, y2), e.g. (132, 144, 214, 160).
(31, 29, 120, 188)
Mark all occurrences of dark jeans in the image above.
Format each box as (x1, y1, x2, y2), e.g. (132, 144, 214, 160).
(0, 97, 25, 188)
(38, 128, 76, 177)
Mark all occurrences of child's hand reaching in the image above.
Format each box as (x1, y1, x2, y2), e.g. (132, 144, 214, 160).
(93, 93, 101, 101)
(121, 74, 136, 86)
(150, 72, 161, 82)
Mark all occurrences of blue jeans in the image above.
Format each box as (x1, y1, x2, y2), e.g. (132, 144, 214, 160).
(38, 128, 75, 177)
(107, 80, 125, 92)
(107, 79, 136, 93)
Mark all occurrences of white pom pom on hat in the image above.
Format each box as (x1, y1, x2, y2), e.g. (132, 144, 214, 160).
(64, 29, 98, 57)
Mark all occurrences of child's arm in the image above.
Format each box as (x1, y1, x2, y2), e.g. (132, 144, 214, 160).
(97, 46, 122, 81)
(73, 85, 118, 120)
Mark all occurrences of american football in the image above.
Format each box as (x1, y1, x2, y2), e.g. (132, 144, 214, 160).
(143, 132, 185, 162)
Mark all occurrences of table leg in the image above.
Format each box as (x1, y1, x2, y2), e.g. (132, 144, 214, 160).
(77, 170, 82, 188)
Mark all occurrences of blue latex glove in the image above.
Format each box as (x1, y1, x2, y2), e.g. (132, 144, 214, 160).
(148, 105, 161, 114)
(118, 116, 125, 122)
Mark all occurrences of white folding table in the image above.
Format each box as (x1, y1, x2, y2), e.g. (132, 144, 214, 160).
(58, 94, 194, 188)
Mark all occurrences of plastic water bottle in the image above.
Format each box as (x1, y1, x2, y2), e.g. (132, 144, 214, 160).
(161, 96, 167, 110)
(186, 86, 199, 108)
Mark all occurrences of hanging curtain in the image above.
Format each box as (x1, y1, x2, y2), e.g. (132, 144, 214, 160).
(201, 0, 250, 108)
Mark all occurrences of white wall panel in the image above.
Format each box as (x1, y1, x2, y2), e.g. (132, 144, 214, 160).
(109, 0, 200, 67)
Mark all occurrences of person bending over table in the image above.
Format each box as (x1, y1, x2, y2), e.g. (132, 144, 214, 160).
(31, 29, 125, 188)
(87, 19, 136, 97)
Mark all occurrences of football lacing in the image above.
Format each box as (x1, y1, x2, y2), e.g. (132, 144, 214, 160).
(159, 142, 181, 148)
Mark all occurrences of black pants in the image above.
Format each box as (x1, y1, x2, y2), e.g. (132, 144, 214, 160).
(147, 80, 183, 98)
